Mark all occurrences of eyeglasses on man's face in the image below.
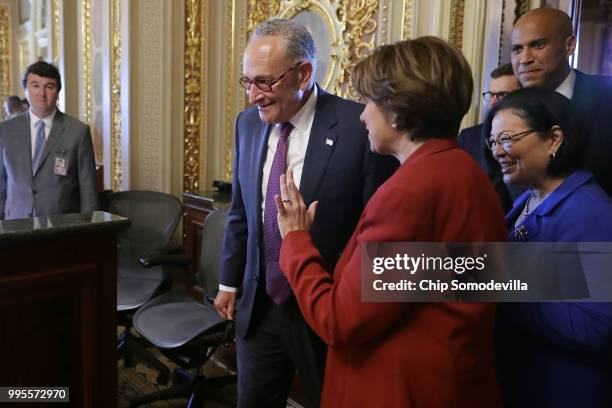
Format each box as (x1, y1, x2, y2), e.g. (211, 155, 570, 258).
(486, 129, 537, 151)
(482, 91, 510, 102)
(239, 62, 302, 92)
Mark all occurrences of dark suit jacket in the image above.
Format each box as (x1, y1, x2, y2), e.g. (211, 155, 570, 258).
(458, 123, 488, 171)
(220, 87, 396, 338)
(280, 139, 506, 407)
(458, 123, 525, 212)
(571, 70, 612, 195)
(0, 110, 99, 220)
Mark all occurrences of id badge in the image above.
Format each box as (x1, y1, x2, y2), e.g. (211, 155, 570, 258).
(54, 155, 68, 176)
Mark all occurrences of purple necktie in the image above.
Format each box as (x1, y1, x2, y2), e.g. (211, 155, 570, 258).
(32, 120, 46, 172)
(263, 122, 293, 304)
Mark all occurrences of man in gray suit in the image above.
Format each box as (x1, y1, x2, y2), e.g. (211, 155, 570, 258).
(0, 61, 99, 220)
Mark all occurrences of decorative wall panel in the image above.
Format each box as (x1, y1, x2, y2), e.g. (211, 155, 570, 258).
(224, 0, 234, 182)
(51, 0, 59, 64)
(449, 0, 465, 49)
(247, 0, 280, 37)
(110, 0, 122, 189)
(0, 4, 11, 122)
(403, 0, 414, 39)
(184, 0, 203, 193)
(272, 0, 379, 99)
(82, 0, 93, 126)
(139, 0, 164, 191)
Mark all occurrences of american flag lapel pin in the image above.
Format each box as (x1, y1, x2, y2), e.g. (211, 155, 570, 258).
(325, 138, 334, 146)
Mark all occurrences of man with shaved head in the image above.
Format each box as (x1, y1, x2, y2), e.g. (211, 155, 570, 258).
(509, 7, 612, 194)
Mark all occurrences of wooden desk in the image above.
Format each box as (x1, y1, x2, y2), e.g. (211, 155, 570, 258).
(0, 212, 129, 408)
(182, 191, 231, 296)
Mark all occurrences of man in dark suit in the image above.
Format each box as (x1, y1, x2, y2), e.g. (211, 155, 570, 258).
(0, 61, 99, 220)
(458, 64, 521, 211)
(214, 19, 394, 408)
(510, 7, 612, 195)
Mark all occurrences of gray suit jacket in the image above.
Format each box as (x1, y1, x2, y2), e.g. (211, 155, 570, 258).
(0, 110, 99, 220)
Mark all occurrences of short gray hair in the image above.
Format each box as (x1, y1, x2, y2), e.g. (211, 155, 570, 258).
(252, 19, 317, 75)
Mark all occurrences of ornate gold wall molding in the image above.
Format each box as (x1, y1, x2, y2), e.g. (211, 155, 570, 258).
(379, 0, 389, 44)
(0, 4, 11, 121)
(247, 0, 280, 38)
(184, 0, 203, 193)
(51, 0, 60, 64)
(276, 0, 347, 94)
(263, 0, 378, 99)
(334, 0, 378, 99)
(450, 0, 465, 49)
(82, 0, 93, 126)
(110, 0, 122, 190)
(402, 0, 414, 39)
(224, 0, 240, 181)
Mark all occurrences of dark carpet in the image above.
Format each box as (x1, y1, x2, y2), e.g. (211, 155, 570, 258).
(117, 328, 237, 408)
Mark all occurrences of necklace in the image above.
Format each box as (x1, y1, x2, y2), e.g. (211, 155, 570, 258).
(518, 191, 550, 223)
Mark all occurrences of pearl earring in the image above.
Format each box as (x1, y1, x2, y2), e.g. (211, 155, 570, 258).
(551, 151, 556, 158)
(391, 123, 397, 129)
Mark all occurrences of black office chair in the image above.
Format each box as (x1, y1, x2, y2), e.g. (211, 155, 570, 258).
(130, 208, 236, 407)
(104, 190, 183, 384)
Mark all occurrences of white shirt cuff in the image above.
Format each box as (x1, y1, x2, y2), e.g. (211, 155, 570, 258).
(219, 284, 239, 293)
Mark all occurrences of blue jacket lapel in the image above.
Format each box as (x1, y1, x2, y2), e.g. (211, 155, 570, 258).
(507, 170, 593, 241)
(299, 89, 338, 205)
(254, 120, 271, 228)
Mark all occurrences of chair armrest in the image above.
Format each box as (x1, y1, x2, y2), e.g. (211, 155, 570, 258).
(139, 253, 192, 268)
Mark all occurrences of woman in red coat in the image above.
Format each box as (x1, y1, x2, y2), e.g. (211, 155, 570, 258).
(274, 36, 507, 407)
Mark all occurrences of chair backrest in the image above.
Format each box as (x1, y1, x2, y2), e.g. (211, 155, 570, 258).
(197, 209, 229, 300)
(104, 190, 183, 257)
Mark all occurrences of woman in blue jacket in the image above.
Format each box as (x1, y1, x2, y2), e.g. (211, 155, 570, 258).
(486, 87, 612, 408)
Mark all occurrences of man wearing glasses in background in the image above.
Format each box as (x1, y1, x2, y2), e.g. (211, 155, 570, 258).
(458, 63, 521, 211)
(214, 19, 395, 408)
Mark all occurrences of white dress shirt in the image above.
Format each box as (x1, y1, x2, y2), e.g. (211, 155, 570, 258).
(260, 85, 318, 221)
(219, 86, 318, 293)
(29, 109, 57, 159)
(555, 69, 576, 100)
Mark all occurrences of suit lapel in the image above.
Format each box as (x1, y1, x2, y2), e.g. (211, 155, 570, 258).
(34, 111, 65, 177)
(253, 120, 272, 228)
(299, 90, 338, 205)
(571, 70, 597, 113)
(16, 113, 34, 174)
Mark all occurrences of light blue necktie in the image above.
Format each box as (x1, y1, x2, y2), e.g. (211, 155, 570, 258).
(32, 120, 46, 172)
